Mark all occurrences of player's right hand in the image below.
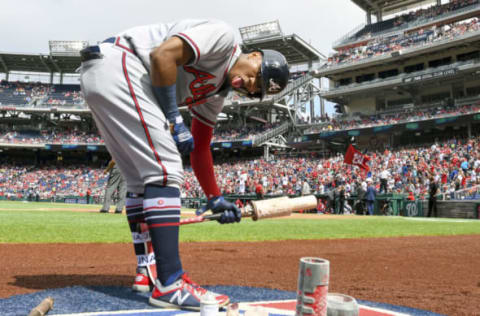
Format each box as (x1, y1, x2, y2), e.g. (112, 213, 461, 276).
(170, 117, 194, 155)
(196, 196, 241, 224)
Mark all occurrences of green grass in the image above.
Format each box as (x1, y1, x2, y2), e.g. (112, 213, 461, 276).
(0, 201, 479, 243)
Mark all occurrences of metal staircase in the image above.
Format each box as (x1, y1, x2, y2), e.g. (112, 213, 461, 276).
(253, 121, 290, 146)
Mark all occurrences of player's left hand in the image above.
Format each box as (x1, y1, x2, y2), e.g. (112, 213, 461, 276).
(170, 121, 194, 155)
(196, 196, 241, 224)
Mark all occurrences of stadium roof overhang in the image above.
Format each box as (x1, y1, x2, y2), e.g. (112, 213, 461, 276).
(239, 20, 325, 66)
(0, 52, 81, 74)
(351, 0, 437, 16)
(0, 34, 324, 75)
(241, 34, 325, 66)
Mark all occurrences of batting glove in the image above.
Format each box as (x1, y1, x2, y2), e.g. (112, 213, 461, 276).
(170, 116, 194, 156)
(196, 196, 241, 224)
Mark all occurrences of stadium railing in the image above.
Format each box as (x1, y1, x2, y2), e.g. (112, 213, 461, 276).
(253, 121, 290, 146)
(332, 23, 366, 48)
(326, 59, 476, 94)
(440, 184, 480, 201)
(272, 74, 314, 102)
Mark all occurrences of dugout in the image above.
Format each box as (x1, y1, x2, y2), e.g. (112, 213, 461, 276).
(374, 193, 405, 216)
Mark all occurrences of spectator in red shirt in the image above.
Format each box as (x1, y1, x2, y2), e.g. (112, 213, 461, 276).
(255, 182, 264, 200)
(407, 191, 415, 201)
(316, 198, 326, 214)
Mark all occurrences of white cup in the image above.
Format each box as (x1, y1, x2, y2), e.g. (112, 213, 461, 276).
(200, 293, 219, 316)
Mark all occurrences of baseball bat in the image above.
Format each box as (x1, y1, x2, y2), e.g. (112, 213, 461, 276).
(180, 195, 317, 225)
(28, 297, 54, 316)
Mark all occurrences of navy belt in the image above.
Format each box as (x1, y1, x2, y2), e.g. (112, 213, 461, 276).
(80, 37, 116, 62)
(102, 37, 116, 44)
(126, 192, 144, 198)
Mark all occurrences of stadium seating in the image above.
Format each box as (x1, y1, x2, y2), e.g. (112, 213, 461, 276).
(0, 164, 106, 201)
(0, 130, 103, 144)
(337, 0, 479, 47)
(1, 133, 479, 205)
(181, 135, 480, 202)
(326, 17, 480, 67)
(303, 103, 480, 134)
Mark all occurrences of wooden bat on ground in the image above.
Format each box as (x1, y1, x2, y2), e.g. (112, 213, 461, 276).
(180, 195, 317, 225)
(28, 297, 54, 316)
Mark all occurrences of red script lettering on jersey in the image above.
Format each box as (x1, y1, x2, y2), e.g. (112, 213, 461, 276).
(183, 66, 216, 106)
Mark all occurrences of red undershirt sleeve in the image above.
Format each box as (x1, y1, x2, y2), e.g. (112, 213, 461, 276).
(190, 117, 221, 199)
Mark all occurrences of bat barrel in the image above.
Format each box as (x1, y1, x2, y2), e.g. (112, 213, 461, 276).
(250, 195, 317, 220)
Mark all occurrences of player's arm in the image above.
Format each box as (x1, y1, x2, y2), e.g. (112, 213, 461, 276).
(150, 36, 193, 87)
(149, 37, 194, 154)
(190, 118, 241, 224)
(189, 117, 220, 198)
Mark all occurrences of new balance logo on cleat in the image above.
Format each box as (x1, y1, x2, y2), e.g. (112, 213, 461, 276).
(149, 274, 229, 311)
(170, 289, 192, 305)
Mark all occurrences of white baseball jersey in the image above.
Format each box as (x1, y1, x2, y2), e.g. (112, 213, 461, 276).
(80, 19, 240, 193)
(119, 19, 241, 127)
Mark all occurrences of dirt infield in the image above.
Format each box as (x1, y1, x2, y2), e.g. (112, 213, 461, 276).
(1, 235, 480, 315)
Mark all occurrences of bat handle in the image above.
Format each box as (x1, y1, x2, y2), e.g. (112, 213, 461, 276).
(179, 213, 222, 225)
(180, 205, 253, 226)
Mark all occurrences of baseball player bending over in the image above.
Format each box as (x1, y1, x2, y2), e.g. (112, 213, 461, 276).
(79, 19, 289, 310)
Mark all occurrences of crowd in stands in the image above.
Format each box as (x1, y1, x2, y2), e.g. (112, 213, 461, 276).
(1, 135, 480, 205)
(340, 0, 479, 45)
(0, 130, 103, 144)
(326, 17, 479, 67)
(213, 122, 281, 142)
(0, 80, 85, 107)
(0, 163, 106, 200)
(46, 90, 84, 106)
(182, 135, 480, 204)
(393, 0, 479, 28)
(0, 81, 36, 106)
(0, 122, 281, 145)
(303, 102, 480, 134)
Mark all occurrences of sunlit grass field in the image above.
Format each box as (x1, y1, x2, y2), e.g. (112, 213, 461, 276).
(0, 200, 479, 243)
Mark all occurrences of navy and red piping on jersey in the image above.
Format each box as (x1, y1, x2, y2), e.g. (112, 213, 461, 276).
(115, 37, 134, 54)
(121, 52, 168, 186)
(177, 32, 200, 65)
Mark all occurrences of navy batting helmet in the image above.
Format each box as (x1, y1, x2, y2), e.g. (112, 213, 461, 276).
(259, 49, 289, 99)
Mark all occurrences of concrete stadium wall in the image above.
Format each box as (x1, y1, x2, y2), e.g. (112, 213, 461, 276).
(420, 200, 480, 219)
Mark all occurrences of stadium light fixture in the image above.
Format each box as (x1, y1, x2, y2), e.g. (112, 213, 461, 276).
(239, 20, 283, 43)
(49, 40, 89, 57)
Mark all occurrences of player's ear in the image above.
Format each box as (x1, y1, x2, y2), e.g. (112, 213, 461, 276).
(247, 51, 262, 61)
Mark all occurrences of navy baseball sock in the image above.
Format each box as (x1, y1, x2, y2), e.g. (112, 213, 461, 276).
(144, 184, 183, 286)
(125, 192, 155, 275)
